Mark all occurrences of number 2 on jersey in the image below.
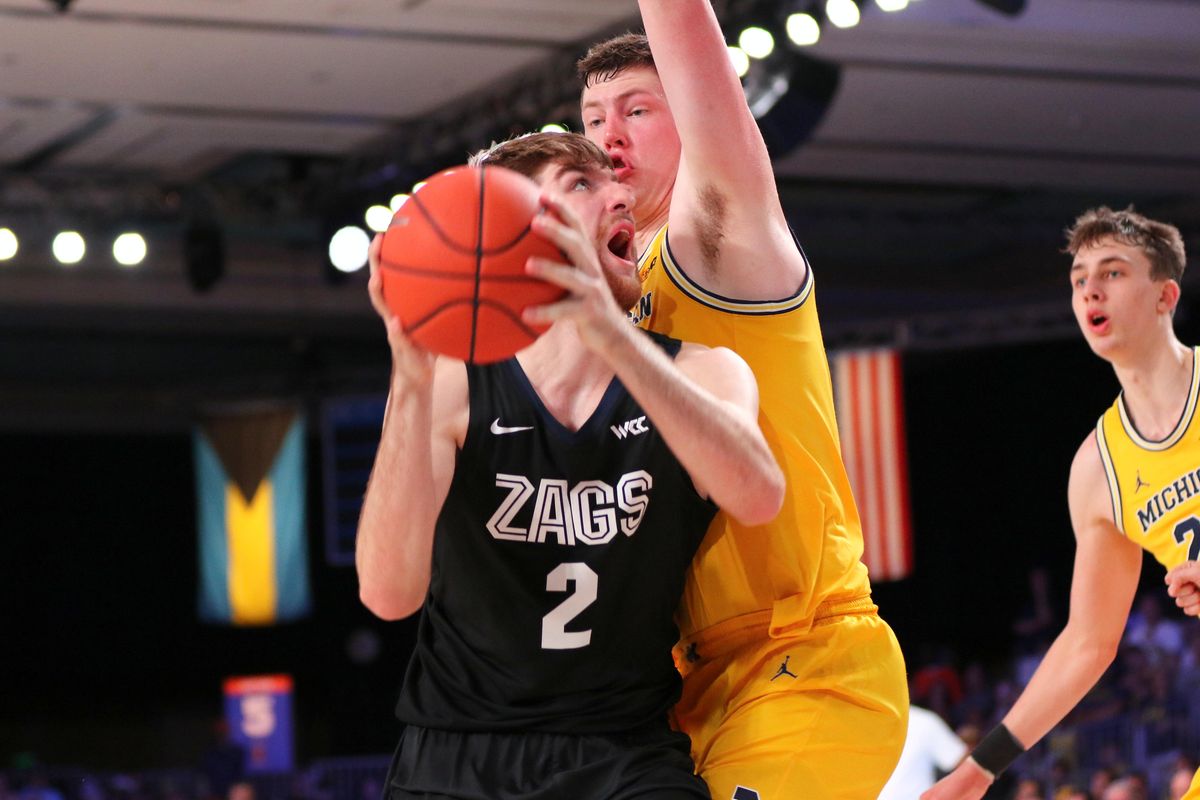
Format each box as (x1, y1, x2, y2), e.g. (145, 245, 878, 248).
(542, 562, 597, 650)
(1174, 516, 1200, 561)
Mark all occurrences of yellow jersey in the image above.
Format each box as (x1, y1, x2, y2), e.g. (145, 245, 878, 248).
(1096, 347, 1200, 569)
(633, 225, 873, 640)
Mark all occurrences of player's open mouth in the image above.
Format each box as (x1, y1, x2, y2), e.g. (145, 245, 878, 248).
(1089, 313, 1110, 332)
(607, 228, 634, 261)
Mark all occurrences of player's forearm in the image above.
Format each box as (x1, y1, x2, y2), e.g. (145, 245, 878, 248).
(600, 329, 784, 524)
(638, 0, 769, 178)
(1000, 623, 1119, 750)
(355, 383, 440, 619)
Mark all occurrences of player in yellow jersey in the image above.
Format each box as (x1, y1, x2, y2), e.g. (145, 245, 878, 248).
(577, 2, 907, 797)
(925, 207, 1199, 800)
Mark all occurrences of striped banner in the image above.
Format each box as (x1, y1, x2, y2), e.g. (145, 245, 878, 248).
(831, 349, 914, 581)
(195, 407, 312, 625)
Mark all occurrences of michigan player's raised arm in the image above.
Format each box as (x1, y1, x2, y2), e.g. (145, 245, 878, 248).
(638, 0, 805, 296)
(923, 434, 1143, 800)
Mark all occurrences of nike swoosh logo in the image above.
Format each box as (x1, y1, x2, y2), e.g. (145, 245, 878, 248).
(490, 418, 534, 435)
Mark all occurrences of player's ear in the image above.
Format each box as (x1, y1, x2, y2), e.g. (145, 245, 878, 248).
(1158, 279, 1181, 316)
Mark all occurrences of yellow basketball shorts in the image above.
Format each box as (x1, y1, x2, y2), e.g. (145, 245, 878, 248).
(672, 606, 908, 800)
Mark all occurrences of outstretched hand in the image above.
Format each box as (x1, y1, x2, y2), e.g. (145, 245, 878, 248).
(367, 232, 436, 386)
(1165, 561, 1200, 618)
(522, 191, 629, 353)
(921, 759, 992, 800)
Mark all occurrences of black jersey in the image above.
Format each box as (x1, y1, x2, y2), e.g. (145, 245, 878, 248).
(394, 332, 717, 735)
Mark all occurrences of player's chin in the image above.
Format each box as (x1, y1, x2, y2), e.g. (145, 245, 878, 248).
(605, 268, 642, 310)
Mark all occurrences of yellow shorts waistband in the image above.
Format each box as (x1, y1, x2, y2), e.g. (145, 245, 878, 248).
(673, 593, 878, 667)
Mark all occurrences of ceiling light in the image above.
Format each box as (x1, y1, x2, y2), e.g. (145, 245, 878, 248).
(53, 231, 85, 265)
(727, 45, 751, 78)
(738, 26, 775, 59)
(826, 0, 862, 28)
(112, 232, 147, 267)
(786, 13, 821, 46)
(328, 226, 370, 274)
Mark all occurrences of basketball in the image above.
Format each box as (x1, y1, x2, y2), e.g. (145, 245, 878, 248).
(377, 164, 565, 364)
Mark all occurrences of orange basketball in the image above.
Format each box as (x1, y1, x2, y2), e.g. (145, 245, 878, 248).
(378, 165, 565, 364)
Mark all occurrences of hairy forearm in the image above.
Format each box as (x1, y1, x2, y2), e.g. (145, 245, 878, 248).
(598, 328, 783, 524)
(355, 380, 440, 619)
(1001, 624, 1119, 749)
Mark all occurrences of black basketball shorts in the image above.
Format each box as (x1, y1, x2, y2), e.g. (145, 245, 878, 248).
(384, 723, 710, 800)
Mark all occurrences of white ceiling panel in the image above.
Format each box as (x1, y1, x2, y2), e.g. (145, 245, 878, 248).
(55, 110, 389, 170)
(17, 0, 639, 41)
(810, 66, 1200, 160)
(0, 102, 96, 161)
(0, 13, 552, 118)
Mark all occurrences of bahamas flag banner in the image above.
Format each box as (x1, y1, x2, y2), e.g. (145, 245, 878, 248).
(194, 406, 312, 625)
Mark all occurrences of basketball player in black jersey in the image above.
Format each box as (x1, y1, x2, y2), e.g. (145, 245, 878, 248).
(356, 132, 785, 800)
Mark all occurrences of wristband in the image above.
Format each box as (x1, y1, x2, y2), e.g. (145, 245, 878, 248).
(970, 723, 1026, 777)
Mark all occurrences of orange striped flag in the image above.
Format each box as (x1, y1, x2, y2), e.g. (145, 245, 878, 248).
(831, 349, 914, 581)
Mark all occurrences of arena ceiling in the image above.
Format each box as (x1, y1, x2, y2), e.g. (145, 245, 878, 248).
(1, 0, 1199, 431)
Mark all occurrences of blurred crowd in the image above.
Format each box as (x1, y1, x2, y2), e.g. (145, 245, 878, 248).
(911, 568, 1200, 800)
(4, 566, 1196, 800)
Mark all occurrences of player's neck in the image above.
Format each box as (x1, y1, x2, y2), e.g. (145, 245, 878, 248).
(517, 324, 614, 431)
(634, 201, 670, 256)
(1112, 334, 1193, 439)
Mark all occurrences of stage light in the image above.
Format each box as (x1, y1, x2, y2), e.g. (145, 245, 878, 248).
(826, 0, 862, 28)
(328, 225, 370, 274)
(0, 228, 17, 261)
(540, 123, 568, 133)
(876, 0, 909, 9)
(390, 193, 410, 212)
(365, 204, 393, 234)
(727, 45, 751, 78)
(786, 13, 821, 46)
(52, 231, 85, 265)
(738, 26, 776, 59)
(112, 232, 146, 267)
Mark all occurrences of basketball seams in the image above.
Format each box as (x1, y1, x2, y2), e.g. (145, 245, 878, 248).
(468, 168, 487, 362)
(406, 192, 538, 257)
(377, 262, 555, 284)
(405, 299, 542, 341)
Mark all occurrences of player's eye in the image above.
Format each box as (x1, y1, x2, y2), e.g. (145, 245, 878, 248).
(628, 108, 646, 117)
(586, 118, 603, 128)
(571, 178, 591, 192)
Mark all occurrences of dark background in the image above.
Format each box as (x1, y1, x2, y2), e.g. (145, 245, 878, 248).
(4, 315, 1193, 770)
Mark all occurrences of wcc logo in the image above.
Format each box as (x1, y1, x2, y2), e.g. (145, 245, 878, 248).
(611, 416, 649, 439)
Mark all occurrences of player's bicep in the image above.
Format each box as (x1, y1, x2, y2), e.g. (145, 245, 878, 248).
(1064, 437, 1142, 643)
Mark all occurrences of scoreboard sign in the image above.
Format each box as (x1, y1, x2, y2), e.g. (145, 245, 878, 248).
(223, 674, 295, 773)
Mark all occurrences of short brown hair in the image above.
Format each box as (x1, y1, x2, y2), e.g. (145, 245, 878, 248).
(1065, 205, 1187, 282)
(469, 131, 612, 180)
(576, 32, 655, 88)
